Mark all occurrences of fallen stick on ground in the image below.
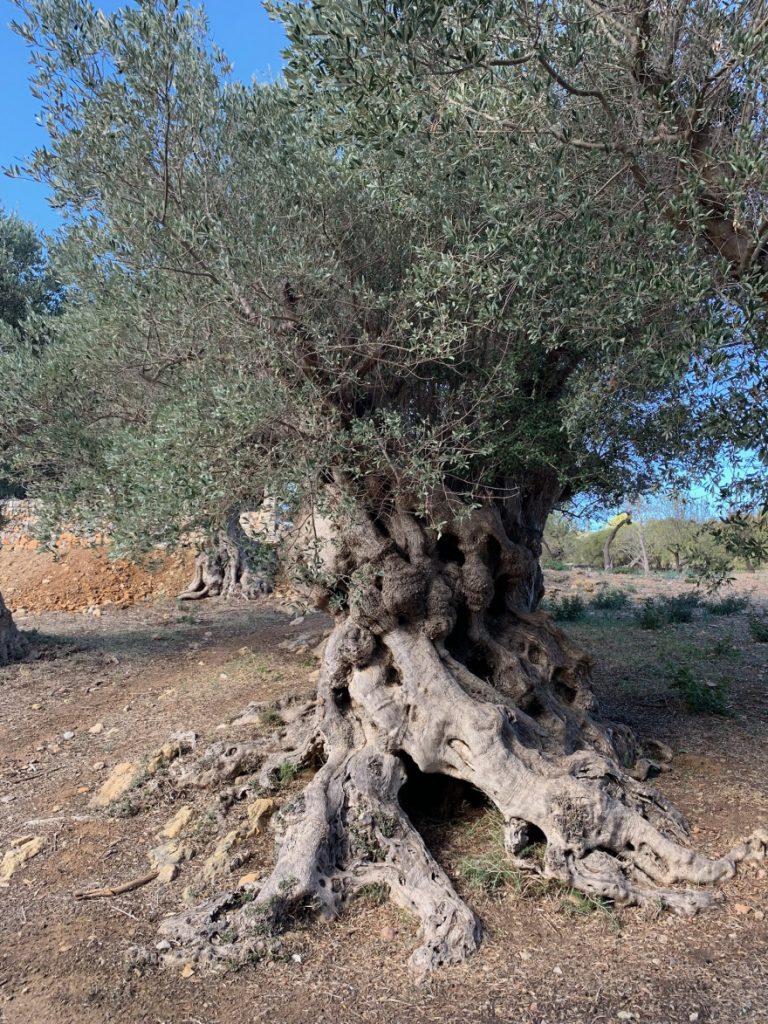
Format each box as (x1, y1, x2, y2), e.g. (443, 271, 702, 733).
(74, 870, 159, 900)
(24, 815, 96, 827)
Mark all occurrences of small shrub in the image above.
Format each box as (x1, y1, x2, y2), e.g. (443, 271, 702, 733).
(669, 667, 729, 715)
(458, 852, 520, 895)
(542, 559, 570, 571)
(560, 888, 619, 927)
(589, 588, 629, 610)
(637, 598, 663, 630)
(278, 761, 301, 784)
(545, 594, 586, 621)
(660, 592, 700, 623)
(261, 704, 284, 727)
(613, 566, 639, 575)
(711, 634, 737, 657)
(355, 882, 388, 907)
(748, 615, 768, 643)
(705, 595, 750, 616)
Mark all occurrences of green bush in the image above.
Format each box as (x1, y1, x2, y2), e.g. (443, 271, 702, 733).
(542, 559, 569, 571)
(589, 588, 629, 610)
(278, 761, 301, 784)
(705, 595, 750, 616)
(748, 615, 768, 642)
(711, 634, 737, 656)
(660, 592, 700, 623)
(544, 594, 586, 621)
(669, 667, 729, 714)
(637, 598, 663, 630)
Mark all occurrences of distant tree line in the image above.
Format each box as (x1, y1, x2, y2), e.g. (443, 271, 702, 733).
(544, 508, 767, 578)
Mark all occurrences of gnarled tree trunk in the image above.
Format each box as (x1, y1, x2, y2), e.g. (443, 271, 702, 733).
(0, 591, 26, 666)
(178, 506, 276, 601)
(160, 486, 766, 973)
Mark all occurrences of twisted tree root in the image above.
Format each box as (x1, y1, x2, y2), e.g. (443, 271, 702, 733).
(156, 621, 766, 975)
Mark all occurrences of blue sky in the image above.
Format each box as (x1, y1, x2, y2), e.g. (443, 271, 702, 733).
(0, 0, 286, 233)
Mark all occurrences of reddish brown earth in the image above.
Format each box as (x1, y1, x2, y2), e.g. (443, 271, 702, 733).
(0, 544, 196, 614)
(0, 559, 766, 1024)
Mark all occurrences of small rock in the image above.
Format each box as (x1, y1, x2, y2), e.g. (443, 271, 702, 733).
(92, 761, 106, 771)
(0, 836, 45, 884)
(181, 963, 195, 978)
(238, 872, 261, 887)
(201, 831, 241, 880)
(31, 703, 42, 711)
(689, 1014, 699, 1022)
(734, 903, 751, 915)
(77, 786, 90, 795)
(62, 731, 75, 741)
(219, 673, 228, 681)
(49, 743, 61, 754)
(159, 806, 194, 840)
(157, 863, 179, 884)
(291, 953, 302, 964)
(90, 761, 141, 809)
(146, 732, 196, 774)
(379, 926, 396, 941)
(88, 723, 104, 736)
(754, 909, 765, 921)
(553, 966, 563, 975)
(245, 798, 278, 836)
(617, 1014, 635, 1022)
(155, 940, 171, 952)
(149, 841, 194, 870)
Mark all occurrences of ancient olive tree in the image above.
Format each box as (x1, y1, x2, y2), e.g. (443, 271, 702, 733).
(3, 0, 766, 970)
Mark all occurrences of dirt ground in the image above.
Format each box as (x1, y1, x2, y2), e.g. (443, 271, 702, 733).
(1, 564, 767, 1024)
(0, 542, 196, 613)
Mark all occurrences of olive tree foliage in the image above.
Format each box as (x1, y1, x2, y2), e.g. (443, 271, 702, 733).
(1, 0, 753, 544)
(2, 0, 767, 972)
(0, 207, 61, 349)
(275, 0, 768, 506)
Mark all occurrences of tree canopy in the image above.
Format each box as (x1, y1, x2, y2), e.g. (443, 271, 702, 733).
(0, 0, 766, 551)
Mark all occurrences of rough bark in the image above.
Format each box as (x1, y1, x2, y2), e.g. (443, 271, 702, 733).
(0, 590, 26, 666)
(158, 495, 766, 974)
(178, 507, 275, 601)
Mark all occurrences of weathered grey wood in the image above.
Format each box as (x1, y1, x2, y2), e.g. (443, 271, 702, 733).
(0, 591, 26, 666)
